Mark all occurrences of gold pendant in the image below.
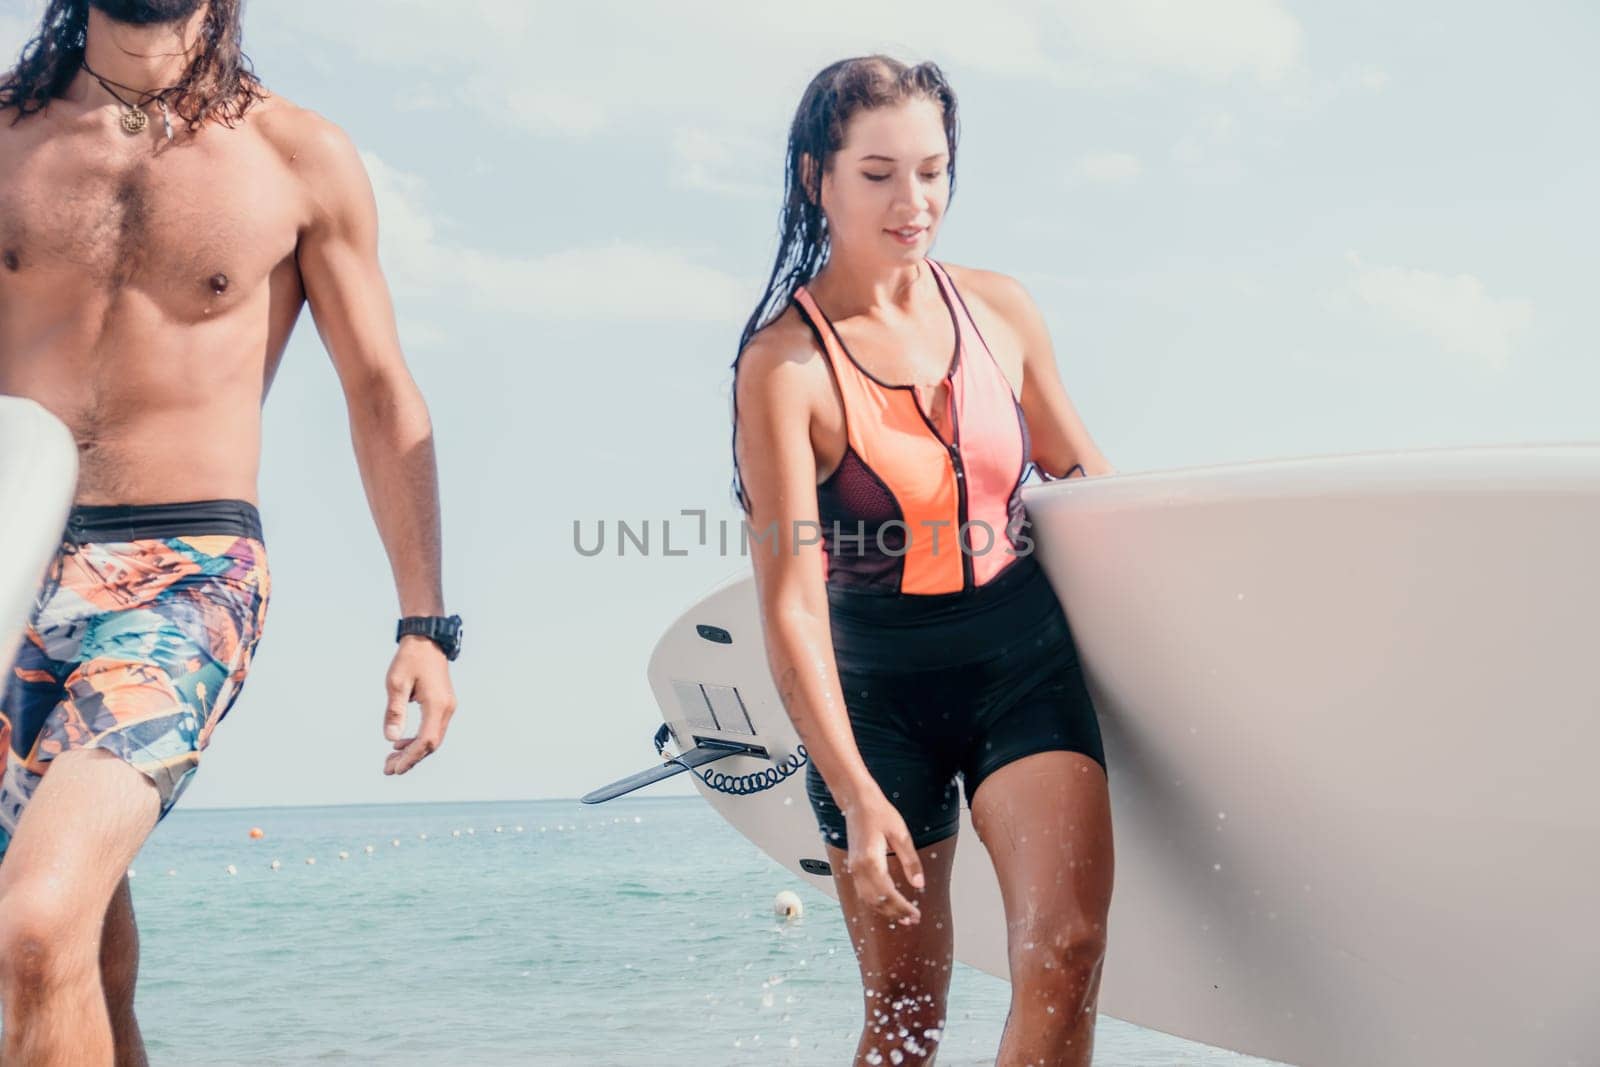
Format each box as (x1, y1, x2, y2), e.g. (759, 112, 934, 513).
(120, 107, 148, 134)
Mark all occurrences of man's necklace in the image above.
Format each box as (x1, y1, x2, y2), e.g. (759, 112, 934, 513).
(81, 59, 178, 140)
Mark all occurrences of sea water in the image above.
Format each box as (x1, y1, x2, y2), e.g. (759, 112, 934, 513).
(123, 797, 1282, 1066)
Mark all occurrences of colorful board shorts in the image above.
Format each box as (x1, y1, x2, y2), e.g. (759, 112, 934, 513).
(0, 500, 269, 859)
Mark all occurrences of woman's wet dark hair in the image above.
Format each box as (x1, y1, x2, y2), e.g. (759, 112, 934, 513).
(730, 55, 959, 513)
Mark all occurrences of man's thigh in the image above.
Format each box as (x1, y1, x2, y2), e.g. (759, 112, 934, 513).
(0, 749, 159, 931)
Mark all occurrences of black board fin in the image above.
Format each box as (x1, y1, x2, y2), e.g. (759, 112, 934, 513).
(580, 737, 767, 804)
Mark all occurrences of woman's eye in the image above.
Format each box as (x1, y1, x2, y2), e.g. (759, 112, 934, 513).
(863, 173, 891, 182)
(920, 171, 944, 181)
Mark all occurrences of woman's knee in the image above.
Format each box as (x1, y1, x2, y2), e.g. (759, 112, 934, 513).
(1010, 923, 1108, 1005)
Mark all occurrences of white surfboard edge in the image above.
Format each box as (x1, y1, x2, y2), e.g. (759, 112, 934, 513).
(623, 443, 1600, 1067)
(0, 397, 78, 671)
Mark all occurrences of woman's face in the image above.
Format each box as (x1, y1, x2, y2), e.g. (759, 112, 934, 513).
(818, 97, 951, 268)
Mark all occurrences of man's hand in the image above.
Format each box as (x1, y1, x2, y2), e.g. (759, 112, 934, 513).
(382, 636, 457, 775)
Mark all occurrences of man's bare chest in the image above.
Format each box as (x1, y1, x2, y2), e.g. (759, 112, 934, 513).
(0, 127, 303, 316)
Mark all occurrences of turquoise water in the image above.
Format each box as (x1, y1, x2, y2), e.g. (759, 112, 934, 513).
(126, 798, 1280, 1066)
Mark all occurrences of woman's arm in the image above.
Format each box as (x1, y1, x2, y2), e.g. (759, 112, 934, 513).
(734, 323, 926, 922)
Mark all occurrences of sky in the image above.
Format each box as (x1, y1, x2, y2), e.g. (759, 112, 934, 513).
(1, 0, 1595, 807)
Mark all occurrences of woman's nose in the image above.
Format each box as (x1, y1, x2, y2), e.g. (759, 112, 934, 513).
(897, 173, 929, 212)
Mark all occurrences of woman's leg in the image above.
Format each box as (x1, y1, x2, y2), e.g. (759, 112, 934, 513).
(971, 752, 1113, 1067)
(828, 838, 958, 1066)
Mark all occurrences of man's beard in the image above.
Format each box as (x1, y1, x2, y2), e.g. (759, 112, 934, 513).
(88, 0, 206, 27)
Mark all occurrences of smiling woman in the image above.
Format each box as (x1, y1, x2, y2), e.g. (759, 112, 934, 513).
(727, 55, 1116, 1067)
(730, 56, 960, 515)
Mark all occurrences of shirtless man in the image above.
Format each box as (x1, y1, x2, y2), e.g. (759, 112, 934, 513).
(0, 3, 461, 1063)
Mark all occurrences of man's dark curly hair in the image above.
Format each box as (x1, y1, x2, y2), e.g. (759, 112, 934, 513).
(0, 0, 266, 129)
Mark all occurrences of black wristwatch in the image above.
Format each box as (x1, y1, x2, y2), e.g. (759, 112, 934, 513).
(396, 615, 463, 661)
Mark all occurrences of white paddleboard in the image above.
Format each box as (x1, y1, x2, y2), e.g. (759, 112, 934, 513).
(640, 444, 1600, 1067)
(0, 398, 78, 669)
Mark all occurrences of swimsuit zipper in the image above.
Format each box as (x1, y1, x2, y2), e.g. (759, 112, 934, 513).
(944, 379, 973, 592)
(949, 441, 973, 591)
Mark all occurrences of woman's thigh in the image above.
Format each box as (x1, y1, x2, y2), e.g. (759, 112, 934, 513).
(970, 751, 1113, 964)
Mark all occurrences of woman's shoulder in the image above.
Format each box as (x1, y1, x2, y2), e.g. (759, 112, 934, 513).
(737, 304, 829, 385)
(938, 261, 1038, 324)
(937, 262, 1049, 355)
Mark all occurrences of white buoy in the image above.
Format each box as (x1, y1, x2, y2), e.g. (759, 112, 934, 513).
(363, 845, 375, 855)
(514, 825, 524, 833)
(225, 864, 237, 876)
(269, 859, 281, 871)
(451, 829, 461, 837)
(338, 851, 350, 861)
(305, 857, 317, 865)
(494, 826, 503, 833)
(390, 838, 401, 847)
(774, 890, 803, 920)
(419, 832, 428, 840)
(166, 869, 177, 877)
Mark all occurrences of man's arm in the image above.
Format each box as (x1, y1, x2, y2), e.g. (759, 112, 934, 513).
(289, 111, 457, 775)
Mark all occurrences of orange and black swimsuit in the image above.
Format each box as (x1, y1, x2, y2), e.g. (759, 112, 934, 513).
(793, 261, 1105, 851)
(794, 260, 1030, 595)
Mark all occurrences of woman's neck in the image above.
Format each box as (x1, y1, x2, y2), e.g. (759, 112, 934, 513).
(809, 254, 931, 318)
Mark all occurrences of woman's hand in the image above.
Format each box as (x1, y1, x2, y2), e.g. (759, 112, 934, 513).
(843, 789, 927, 924)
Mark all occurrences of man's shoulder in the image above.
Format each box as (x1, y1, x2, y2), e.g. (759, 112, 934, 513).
(246, 95, 371, 228)
(247, 93, 358, 169)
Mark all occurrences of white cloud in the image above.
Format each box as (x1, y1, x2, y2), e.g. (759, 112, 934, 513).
(671, 128, 781, 200)
(1353, 65, 1391, 92)
(1057, 0, 1305, 86)
(1173, 111, 1245, 181)
(361, 151, 747, 323)
(462, 81, 607, 138)
(1346, 252, 1533, 367)
(268, 0, 1306, 144)
(1075, 150, 1143, 183)
(269, 0, 1055, 138)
